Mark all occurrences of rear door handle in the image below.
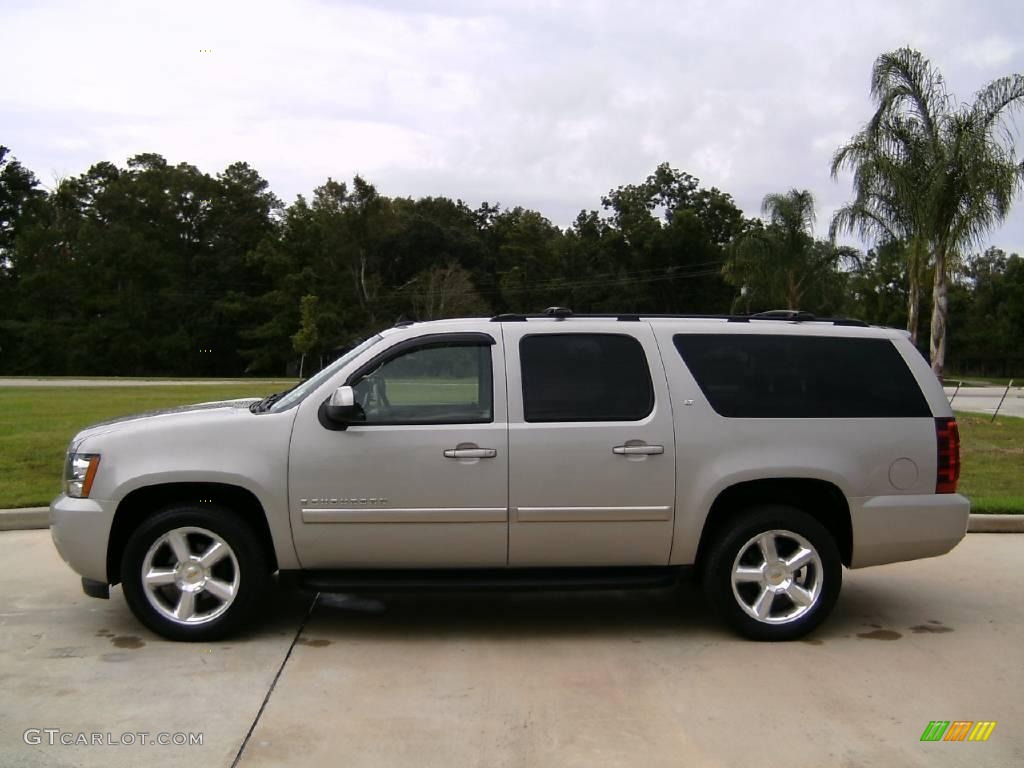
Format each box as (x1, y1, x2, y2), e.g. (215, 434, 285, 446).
(612, 444, 664, 456)
(444, 448, 497, 459)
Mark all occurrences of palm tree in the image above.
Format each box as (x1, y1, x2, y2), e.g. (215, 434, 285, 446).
(831, 47, 1024, 375)
(830, 117, 931, 342)
(725, 189, 857, 311)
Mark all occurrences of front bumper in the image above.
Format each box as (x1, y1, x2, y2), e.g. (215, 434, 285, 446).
(49, 494, 115, 584)
(849, 493, 971, 568)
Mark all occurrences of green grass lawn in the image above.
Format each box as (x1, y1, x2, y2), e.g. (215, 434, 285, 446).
(1, 385, 1020, 513)
(0, 383, 291, 508)
(955, 411, 1024, 514)
(385, 378, 480, 404)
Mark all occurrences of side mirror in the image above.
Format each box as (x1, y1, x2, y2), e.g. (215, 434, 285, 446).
(323, 385, 360, 425)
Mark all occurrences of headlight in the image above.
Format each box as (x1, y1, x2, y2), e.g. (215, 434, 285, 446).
(64, 452, 101, 498)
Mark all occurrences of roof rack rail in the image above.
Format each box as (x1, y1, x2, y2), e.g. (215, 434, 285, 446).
(749, 310, 817, 321)
(542, 306, 573, 318)
(489, 309, 869, 327)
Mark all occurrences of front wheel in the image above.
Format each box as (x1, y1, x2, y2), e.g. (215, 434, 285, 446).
(703, 505, 842, 641)
(120, 504, 269, 641)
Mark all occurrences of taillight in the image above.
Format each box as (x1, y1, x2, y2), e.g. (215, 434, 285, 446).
(935, 417, 960, 494)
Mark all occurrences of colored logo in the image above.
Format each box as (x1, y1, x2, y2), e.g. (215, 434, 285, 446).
(920, 721, 996, 742)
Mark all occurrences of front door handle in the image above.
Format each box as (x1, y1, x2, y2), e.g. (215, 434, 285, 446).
(612, 444, 664, 456)
(444, 448, 497, 459)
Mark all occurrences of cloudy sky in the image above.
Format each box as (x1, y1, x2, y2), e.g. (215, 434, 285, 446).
(4, 0, 1024, 252)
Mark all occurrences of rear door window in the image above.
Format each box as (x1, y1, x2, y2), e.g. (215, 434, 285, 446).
(520, 334, 654, 422)
(673, 334, 930, 418)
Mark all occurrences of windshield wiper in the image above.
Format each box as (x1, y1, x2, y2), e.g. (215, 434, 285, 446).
(249, 379, 306, 413)
(249, 391, 286, 413)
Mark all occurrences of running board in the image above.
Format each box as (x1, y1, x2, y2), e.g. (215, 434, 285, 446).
(283, 566, 683, 593)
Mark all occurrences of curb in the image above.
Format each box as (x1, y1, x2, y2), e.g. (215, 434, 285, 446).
(2, 507, 1023, 533)
(967, 514, 1024, 533)
(0, 507, 49, 532)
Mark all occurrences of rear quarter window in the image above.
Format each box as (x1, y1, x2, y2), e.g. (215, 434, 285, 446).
(673, 334, 931, 418)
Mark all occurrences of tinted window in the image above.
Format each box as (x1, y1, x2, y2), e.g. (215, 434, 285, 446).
(521, 334, 654, 422)
(673, 334, 930, 418)
(351, 342, 492, 424)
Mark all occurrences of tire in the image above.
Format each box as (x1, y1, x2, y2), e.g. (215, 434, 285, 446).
(702, 505, 842, 641)
(120, 503, 270, 642)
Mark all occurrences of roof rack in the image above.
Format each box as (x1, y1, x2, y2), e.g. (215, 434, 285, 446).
(749, 310, 816, 321)
(489, 308, 869, 327)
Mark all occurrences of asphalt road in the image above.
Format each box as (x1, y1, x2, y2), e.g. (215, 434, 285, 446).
(1, 530, 1022, 767)
(943, 386, 1024, 419)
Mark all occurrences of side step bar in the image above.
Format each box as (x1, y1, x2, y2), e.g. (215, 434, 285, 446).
(282, 566, 683, 593)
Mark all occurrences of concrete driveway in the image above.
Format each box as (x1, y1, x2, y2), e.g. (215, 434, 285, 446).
(1, 530, 1021, 768)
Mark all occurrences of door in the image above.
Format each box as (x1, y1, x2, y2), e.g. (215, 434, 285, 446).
(288, 330, 509, 569)
(503, 323, 676, 566)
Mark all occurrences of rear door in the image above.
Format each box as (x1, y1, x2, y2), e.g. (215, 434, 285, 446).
(502, 322, 676, 566)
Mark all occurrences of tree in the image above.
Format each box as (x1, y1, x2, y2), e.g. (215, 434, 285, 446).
(490, 207, 565, 310)
(403, 262, 488, 320)
(596, 163, 742, 313)
(7, 141, 1020, 379)
(724, 189, 857, 312)
(0, 146, 45, 264)
(830, 123, 931, 342)
(0, 146, 48, 370)
(841, 241, 913, 332)
(831, 47, 1024, 375)
(291, 294, 340, 376)
(947, 248, 1024, 376)
(2, 153, 282, 375)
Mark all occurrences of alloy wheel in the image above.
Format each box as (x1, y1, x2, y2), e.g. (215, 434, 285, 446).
(140, 526, 241, 625)
(730, 529, 824, 624)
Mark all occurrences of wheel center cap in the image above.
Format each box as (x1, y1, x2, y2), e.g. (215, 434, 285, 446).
(180, 562, 205, 584)
(767, 566, 786, 585)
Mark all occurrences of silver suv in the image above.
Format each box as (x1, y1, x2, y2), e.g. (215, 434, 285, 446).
(50, 309, 969, 642)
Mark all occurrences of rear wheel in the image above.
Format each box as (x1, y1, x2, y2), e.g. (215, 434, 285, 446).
(703, 505, 841, 641)
(120, 504, 269, 641)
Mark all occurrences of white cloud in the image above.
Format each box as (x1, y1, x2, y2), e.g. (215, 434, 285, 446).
(957, 36, 1017, 68)
(2, 0, 1023, 253)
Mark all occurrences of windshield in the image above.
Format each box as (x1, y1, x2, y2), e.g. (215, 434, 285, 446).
(267, 334, 384, 413)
